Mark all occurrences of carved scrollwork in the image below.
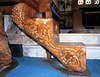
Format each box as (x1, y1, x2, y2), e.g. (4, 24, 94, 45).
(12, 3, 86, 72)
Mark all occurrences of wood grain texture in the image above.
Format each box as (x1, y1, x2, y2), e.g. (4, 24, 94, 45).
(0, 6, 13, 15)
(12, 3, 86, 72)
(0, 12, 12, 69)
(46, 51, 51, 59)
(21, 0, 39, 11)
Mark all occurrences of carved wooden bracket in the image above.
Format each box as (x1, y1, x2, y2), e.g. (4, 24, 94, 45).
(12, 3, 86, 72)
(0, 11, 12, 69)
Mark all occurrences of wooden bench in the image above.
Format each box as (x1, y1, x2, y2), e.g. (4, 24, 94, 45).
(12, 3, 86, 72)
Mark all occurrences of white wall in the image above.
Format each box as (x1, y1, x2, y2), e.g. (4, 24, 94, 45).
(4, 15, 100, 59)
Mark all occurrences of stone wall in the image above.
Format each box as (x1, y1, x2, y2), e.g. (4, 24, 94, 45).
(4, 15, 46, 57)
(60, 34, 100, 45)
(4, 15, 100, 59)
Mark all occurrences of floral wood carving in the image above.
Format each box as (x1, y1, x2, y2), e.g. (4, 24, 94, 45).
(0, 12, 12, 69)
(12, 3, 86, 72)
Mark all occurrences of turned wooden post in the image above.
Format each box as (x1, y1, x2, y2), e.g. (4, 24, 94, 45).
(45, 9, 52, 59)
(45, 3, 52, 59)
(69, 10, 89, 33)
(39, 2, 52, 59)
(46, 51, 51, 59)
(45, 5, 52, 59)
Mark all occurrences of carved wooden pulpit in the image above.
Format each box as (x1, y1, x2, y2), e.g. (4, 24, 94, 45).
(0, 0, 52, 69)
(12, 3, 86, 72)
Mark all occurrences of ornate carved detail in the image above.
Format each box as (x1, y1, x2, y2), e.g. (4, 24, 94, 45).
(0, 12, 12, 69)
(12, 3, 86, 72)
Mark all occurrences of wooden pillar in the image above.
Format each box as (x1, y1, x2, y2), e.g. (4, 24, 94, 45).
(46, 51, 51, 59)
(69, 10, 89, 33)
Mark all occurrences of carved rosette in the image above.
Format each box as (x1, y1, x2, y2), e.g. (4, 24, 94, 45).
(0, 12, 12, 69)
(12, 3, 86, 72)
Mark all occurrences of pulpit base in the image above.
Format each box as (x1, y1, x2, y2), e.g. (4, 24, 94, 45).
(40, 58, 91, 77)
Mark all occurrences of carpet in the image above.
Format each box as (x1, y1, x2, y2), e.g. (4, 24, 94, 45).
(5, 57, 100, 77)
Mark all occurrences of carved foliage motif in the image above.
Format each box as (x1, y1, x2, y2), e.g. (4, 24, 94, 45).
(12, 3, 86, 72)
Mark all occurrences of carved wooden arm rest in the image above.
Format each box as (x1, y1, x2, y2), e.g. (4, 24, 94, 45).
(12, 3, 86, 72)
